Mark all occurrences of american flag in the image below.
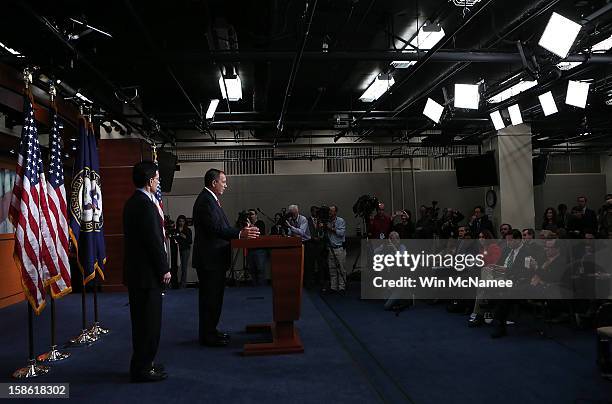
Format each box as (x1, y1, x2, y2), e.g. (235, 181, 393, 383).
(46, 111, 72, 298)
(152, 151, 166, 243)
(8, 97, 60, 314)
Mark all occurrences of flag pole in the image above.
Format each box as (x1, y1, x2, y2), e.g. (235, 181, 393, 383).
(68, 278, 95, 345)
(37, 295, 71, 362)
(13, 303, 50, 378)
(38, 85, 71, 362)
(87, 277, 109, 339)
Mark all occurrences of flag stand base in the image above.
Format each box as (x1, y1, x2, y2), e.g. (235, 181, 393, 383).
(69, 329, 96, 346)
(12, 360, 49, 379)
(87, 322, 110, 340)
(37, 345, 71, 362)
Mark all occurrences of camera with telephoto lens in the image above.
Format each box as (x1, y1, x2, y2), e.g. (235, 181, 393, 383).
(317, 205, 331, 224)
(352, 195, 379, 218)
(236, 210, 251, 228)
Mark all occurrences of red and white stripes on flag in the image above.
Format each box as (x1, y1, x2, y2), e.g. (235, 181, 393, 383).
(46, 110, 71, 298)
(9, 97, 62, 314)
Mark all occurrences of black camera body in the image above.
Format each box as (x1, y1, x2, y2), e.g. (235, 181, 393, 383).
(318, 205, 331, 224)
(353, 195, 379, 218)
(236, 210, 251, 228)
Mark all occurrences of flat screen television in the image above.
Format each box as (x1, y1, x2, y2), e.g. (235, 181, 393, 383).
(454, 152, 499, 188)
(157, 150, 177, 193)
(532, 155, 548, 186)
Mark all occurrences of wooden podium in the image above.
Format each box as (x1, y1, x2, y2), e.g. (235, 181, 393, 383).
(231, 235, 304, 355)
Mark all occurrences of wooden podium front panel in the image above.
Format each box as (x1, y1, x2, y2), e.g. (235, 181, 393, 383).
(0, 234, 24, 309)
(270, 246, 303, 322)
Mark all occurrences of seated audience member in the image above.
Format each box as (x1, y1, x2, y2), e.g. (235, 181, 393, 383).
(530, 239, 569, 293)
(542, 207, 559, 233)
(415, 205, 435, 239)
(368, 201, 392, 239)
(577, 196, 598, 235)
(392, 209, 415, 239)
(468, 206, 495, 239)
(457, 225, 478, 255)
(439, 208, 464, 239)
(567, 206, 587, 238)
(522, 228, 545, 268)
(490, 230, 531, 338)
(468, 229, 502, 327)
(598, 199, 612, 238)
(557, 203, 570, 230)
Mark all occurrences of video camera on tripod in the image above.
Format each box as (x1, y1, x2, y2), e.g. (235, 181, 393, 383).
(352, 195, 379, 219)
(235, 210, 251, 228)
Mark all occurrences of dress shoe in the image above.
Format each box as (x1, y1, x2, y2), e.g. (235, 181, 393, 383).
(216, 331, 231, 341)
(468, 314, 485, 328)
(152, 363, 164, 372)
(200, 337, 229, 347)
(130, 369, 168, 383)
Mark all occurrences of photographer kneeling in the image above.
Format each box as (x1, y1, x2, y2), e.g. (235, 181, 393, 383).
(324, 205, 347, 295)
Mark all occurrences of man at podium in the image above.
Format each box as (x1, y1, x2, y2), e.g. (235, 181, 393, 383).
(192, 169, 259, 347)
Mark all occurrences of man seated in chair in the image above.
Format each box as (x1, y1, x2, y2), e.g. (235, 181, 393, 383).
(489, 229, 531, 338)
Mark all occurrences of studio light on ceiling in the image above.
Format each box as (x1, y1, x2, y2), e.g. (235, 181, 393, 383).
(454, 83, 480, 109)
(508, 104, 523, 126)
(565, 80, 590, 108)
(489, 110, 506, 130)
(423, 98, 444, 123)
(218, 75, 242, 101)
(538, 91, 558, 116)
(205, 99, 219, 120)
(538, 12, 581, 58)
(0, 41, 22, 57)
(360, 74, 395, 102)
(487, 80, 537, 103)
(75, 91, 93, 104)
(392, 23, 445, 68)
(555, 34, 612, 71)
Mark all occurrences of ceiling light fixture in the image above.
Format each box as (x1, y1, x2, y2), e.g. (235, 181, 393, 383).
(454, 83, 480, 109)
(487, 80, 537, 104)
(206, 99, 220, 120)
(360, 74, 395, 102)
(392, 23, 445, 69)
(538, 91, 558, 116)
(489, 110, 506, 130)
(508, 104, 523, 125)
(538, 12, 581, 58)
(565, 80, 590, 108)
(218, 75, 242, 101)
(423, 98, 444, 123)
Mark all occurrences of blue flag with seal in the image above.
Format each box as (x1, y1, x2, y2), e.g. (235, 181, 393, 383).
(69, 118, 106, 284)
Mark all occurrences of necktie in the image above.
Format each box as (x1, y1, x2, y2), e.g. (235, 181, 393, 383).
(504, 250, 515, 267)
(216, 199, 221, 208)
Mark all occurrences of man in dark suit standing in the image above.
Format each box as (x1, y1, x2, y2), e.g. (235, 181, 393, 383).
(123, 161, 171, 382)
(192, 168, 259, 347)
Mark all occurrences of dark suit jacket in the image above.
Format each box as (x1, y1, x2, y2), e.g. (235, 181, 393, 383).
(500, 244, 532, 285)
(583, 208, 598, 233)
(192, 188, 240, 271)
(123, 191, 168, 288)
(469, 216, 495, 238)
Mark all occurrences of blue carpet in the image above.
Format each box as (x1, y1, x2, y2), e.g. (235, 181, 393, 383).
(319, 287, 612, 404)
(2, 286, 612, 403)
(0, 287, 380, 403)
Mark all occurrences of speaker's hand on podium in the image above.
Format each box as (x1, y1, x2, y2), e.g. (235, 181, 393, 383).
(240, 225, 260, 239)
